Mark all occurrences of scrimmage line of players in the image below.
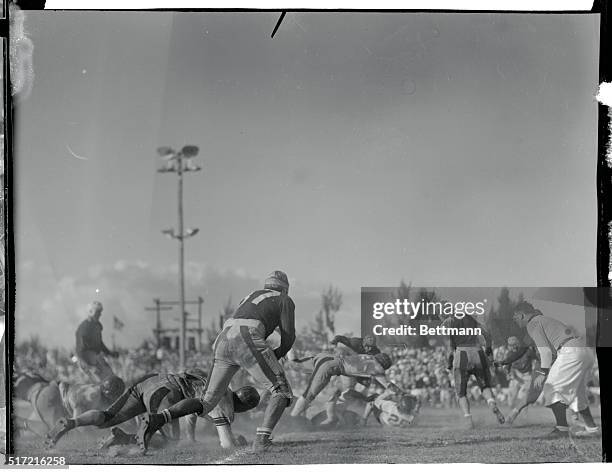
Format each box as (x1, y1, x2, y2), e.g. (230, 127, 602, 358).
(15, 270, 600, 454)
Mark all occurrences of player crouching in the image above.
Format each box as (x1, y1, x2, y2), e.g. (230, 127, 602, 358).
(46, 369, 260, 450)
(512, 301, 600, 438)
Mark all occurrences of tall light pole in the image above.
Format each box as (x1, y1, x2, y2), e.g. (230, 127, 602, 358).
(157, 145, 201, 370)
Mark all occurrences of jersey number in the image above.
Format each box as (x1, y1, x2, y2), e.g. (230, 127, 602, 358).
(252, 290, 280, 305)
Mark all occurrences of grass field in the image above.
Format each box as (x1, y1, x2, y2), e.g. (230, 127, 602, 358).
(13, 405, 603, 464)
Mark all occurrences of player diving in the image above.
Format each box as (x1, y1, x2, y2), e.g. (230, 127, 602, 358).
(45, 369, 260, 450)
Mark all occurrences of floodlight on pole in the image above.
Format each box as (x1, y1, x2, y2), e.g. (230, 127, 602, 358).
(156, 145, 201, 371)
(181, 145, 199, 158)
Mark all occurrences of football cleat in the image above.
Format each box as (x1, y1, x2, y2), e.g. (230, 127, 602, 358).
(574, 426, 601, 437)
(46, 418, 75, 448)
(544, 427, 570, 439)
(251, 433, 274, 453)
(319, 415, 339, 428)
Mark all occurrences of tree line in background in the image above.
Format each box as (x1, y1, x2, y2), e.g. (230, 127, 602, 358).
(202, 281, 600, 352)
(206, 282, 532, 351)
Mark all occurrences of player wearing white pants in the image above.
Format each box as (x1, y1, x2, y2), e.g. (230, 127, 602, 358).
(543, 346, 594, 411)
(512, 301, 600, 438)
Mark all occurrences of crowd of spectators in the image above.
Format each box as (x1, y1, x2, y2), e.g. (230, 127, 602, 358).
(14, 338, 599, 410)
(14, 338, 213, 386)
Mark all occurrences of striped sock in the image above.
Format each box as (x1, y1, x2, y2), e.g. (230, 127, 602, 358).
(256, 427, 272, 438)
(213, 416, 230, 427)
(161, 409, 172, 424)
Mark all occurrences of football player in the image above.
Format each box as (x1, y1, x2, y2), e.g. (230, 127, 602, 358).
(512, 301, 600, 438)
(14, 371, 125, 437)
(442, 314, 505, 428)
(327, 334, 381, 424)
(46, 369, 260, 449)
(136, 271, 296, 454)
(363, 384, 420, 428)
(290, 351, 393, 421)
(75, 301, 119, 383)
(494, 336, 539, 424)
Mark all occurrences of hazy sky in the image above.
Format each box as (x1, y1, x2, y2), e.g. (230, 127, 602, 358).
(15, 12, 600, 347)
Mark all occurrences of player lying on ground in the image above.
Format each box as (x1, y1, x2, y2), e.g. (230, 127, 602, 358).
(46, 369, 260, 449)
(362, 384, 421, 428)
(290, 351, 393, 423)
(14, 371, 125, 437)
(136, 271, 296, 454)
(305, 382, 420, 429)
(512, 301, 600, 438)
(442, 314, 505, 428)
(493, 336, 539, 424)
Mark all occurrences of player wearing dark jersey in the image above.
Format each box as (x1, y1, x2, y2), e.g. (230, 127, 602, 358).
(494, 336, 539, 424)
(136, 271, 296, 454)
(442, 315, 505, 428)
(75, 301, 118, 383)
(46, 370, 260, 449)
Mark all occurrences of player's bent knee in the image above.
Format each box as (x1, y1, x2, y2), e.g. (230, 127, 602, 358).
(270, 382, 293, 407)
(270, 392, 292, 408)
